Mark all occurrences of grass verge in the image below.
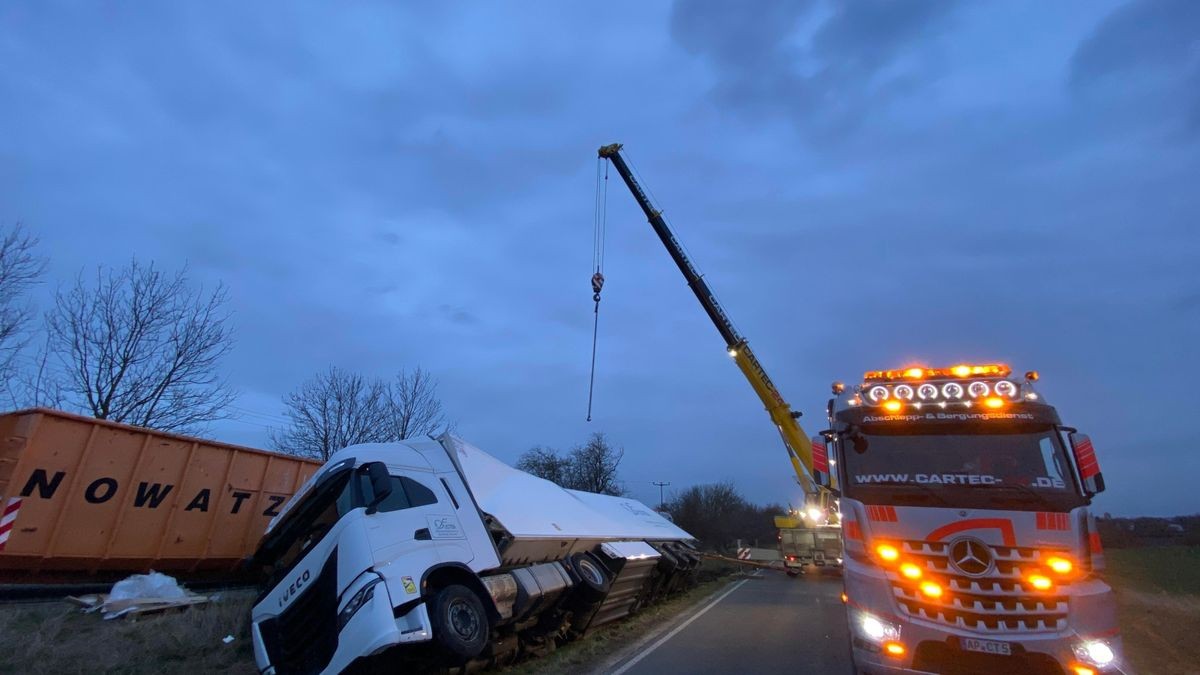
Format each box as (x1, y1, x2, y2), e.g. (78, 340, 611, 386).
(0, 591, 257, 675)
(1106, 546, 1200, 675)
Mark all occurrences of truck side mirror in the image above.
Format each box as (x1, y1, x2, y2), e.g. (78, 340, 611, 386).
(364, 462, 393, 514)
(811, 435, 831, 489)
(1068, 432, 1106, 496)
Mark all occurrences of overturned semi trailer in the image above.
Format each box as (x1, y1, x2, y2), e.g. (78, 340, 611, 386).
(250, 435, 699, 674)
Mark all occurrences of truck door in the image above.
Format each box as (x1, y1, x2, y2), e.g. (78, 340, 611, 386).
(363, 470, 471, 570)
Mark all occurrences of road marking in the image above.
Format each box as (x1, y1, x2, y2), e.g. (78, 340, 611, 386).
(610, 577, 750, 675)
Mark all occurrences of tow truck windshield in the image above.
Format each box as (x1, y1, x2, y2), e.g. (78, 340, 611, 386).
(840, 424, 1085, 511)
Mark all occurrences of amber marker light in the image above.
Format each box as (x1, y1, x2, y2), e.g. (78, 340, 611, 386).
(875, 544, 900, 562)
(951, 365, 972, 377)
(1028, 574, 1054, 591)
(1070, 665, 1096, 675)
(1046, 556, 1074, 575)
(919, 581, 943, 598)
(900, 563, 923, 580)
(984, 397, 1005, 409)
(883, 400, 903, 412)
(903, 367, 925, 379)
(883, 641, 906, 657)
(840, 592, 848, 603)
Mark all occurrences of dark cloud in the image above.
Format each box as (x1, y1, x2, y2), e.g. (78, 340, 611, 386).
(1070, 0, 1199, 85)
(670, 0, 957, 137)
(1069, 0, 1200, 137)
(1, 1, 1196, 515)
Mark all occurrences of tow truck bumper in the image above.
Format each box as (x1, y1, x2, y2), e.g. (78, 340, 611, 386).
(845, 567, 1125, 674)
(849, 626, 1125, 675)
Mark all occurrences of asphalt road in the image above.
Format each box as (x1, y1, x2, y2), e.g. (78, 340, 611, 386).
(609, 570, 852, 674)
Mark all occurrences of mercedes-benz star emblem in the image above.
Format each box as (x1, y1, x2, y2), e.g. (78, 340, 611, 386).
(948, 537, 994, 577)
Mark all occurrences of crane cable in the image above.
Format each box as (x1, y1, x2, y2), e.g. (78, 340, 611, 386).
(586, 157, 608, 421)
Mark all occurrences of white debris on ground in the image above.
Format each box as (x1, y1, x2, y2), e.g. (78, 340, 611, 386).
(66, 571, 211, 620)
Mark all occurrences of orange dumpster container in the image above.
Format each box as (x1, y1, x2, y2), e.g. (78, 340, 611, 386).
(0, 408, 321, 582)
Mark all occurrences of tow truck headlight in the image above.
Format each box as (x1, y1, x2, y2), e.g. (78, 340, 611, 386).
(994, 380, 1018, 398)
(874, 543, 900, 562)
(857, 613, 900, 643)
(942, 382, 964, 399)
(967, 381, 990, 397)
(868, 386, 889, 403)
(337, 577, 384, 631)
(1027, 573, 1054, 591)
(1073, 640, 1116, 667)
(1046, 555, 1074, 575)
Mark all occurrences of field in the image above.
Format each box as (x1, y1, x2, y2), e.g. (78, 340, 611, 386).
(0, 590, 258, 675)
(0, 552, 1194, 674)
(0, 562, 738, 675)
(1104, 546, 1200, 675)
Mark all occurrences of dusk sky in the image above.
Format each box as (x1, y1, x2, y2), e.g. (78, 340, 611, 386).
(2, 1, 1196, 515)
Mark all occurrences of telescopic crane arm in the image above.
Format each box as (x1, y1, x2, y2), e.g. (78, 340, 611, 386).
(598, 143, 831, 503)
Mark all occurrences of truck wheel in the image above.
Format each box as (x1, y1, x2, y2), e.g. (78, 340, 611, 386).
(431, 584, 490, 662)
(569, 553, 612, 601)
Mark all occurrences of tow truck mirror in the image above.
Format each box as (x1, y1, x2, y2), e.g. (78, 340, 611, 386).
(364, 462, 394, 514)
(1068, 432, 1106, 496)
(810, 435, 831, 488)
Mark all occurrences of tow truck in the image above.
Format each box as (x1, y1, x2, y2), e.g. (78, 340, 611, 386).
(598, 143, 840, 571)
(829, 365, 1123, 674)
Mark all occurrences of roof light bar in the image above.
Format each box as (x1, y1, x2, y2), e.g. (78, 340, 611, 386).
(863, 364, 1012, 382)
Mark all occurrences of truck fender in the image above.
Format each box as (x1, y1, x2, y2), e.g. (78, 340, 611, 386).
(420, 562, 501, 624)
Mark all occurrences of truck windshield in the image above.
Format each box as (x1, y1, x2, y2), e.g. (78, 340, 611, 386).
(841, 425, 1085, 511)
(253, 467, 357, 582)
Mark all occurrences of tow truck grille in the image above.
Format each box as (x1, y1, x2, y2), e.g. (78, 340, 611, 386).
(891, 540, 1069, 634)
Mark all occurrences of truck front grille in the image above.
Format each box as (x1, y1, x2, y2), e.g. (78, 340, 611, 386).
(259, 553, 339, 675)
(891, 540, 1069, 634)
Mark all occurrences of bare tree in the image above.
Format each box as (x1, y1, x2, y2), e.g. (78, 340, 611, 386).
(272, 367, 393, 461)
(44, 260, 234, 433)
(387, 367, 447, 439)
(515, 433, 626, 495)
(516, 446, 573, 486)
(0, 226, 45, 389)
(664, 482, 785, 551)
(567, 432, 626, 496)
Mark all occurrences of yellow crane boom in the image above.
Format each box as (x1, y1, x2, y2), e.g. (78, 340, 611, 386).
(598, 143, 835, 504)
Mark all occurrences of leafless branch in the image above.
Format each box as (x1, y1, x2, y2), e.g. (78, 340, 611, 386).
(0, 225, 46, 386)
(273, 365, 451, 460)
(388, 367, 448, 440)
(271, 366, 394, 461)
(44, 259, 235, 433)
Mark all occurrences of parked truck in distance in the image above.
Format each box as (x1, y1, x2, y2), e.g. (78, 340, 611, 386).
(249, 434, 699, 674)
(827, 364, 1122, 675)
(775, 514, 843, 575)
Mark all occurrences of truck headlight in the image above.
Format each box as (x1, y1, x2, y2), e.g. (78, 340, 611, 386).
(856, 611, 900, 643)
(337, 577, 384, 631)
(1073, 640, 1115, 667)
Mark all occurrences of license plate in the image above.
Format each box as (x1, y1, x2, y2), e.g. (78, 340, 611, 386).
(961, 638, 1012, 656)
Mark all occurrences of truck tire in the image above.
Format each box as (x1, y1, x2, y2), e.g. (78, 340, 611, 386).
(568, 553, 611, 602)
(430, 584, 490, 662)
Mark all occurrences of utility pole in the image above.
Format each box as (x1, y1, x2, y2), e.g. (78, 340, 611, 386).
(651, 481, 671, 510)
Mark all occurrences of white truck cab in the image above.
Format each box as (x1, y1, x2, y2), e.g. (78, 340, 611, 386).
(250, 435, 697, 674)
